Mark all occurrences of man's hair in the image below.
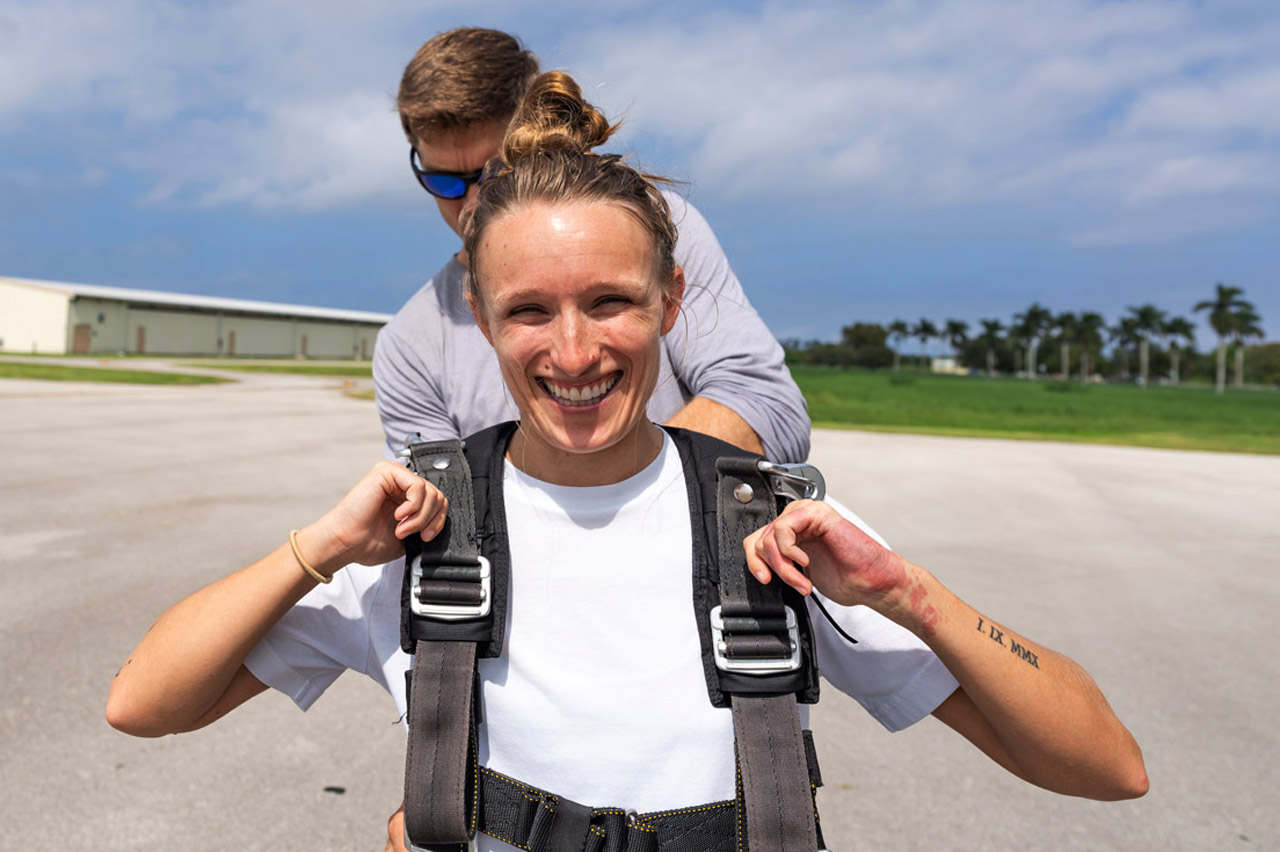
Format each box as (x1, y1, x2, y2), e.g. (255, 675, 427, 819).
(397, 28, 540, 141)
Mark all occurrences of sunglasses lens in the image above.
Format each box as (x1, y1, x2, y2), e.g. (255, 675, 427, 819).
(421, 174, 468, 200)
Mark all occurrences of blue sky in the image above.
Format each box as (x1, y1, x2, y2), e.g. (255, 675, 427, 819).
(2, 0, 1277, 352)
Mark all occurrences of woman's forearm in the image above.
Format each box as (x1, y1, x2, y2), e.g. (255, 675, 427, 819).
(106, 526, 339, 737)
(885, 561, 1148, 799)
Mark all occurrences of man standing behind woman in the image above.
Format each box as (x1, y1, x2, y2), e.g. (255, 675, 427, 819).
(375, 27, 810, 463)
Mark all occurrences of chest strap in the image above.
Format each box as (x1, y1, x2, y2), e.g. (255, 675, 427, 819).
(471, 733, 823, 852)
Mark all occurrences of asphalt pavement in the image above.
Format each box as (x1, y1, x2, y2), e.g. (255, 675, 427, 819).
(1, 373, 1276, 851)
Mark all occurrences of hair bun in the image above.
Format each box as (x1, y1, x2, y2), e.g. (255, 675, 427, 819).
(501, 71, 618, 164)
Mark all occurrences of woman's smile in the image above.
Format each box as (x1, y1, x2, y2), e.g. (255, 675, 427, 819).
(538, 372, 622, 408)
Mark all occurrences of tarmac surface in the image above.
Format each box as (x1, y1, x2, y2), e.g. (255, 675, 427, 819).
(1, 371, 1277, 851)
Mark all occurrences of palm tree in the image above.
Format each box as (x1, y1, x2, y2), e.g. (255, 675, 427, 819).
(1163, 316, 1195, 384)
(944, 319, 969, 369)
(1230, 306, 1264, 389)
(975, 319, 1003, 377)
(1110, 317, 1141, 379)
(1077, 312, 1106, 382)
(887, 319, 910, 373)
(913, 318, 939, 372)
(1054, 311, 1079, 379)
(1194, 283, 1252, 394)
(1125, 304, 1167, 388)
(1012, 303, 1053, 379)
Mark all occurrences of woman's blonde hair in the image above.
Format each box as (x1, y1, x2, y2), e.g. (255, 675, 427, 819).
(463, 71, 678, 303)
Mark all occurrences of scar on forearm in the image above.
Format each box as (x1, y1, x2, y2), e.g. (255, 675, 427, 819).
(114, 657, 133, 679)
(908, 582, 942, 636)
(976, 618, 1040, 669)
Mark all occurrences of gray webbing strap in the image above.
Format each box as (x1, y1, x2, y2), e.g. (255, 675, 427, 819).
(715, 458, 819, 852)
(404, 441, 484, 851)
(404, 640, 476, 848)
(732, 695, 818, 852)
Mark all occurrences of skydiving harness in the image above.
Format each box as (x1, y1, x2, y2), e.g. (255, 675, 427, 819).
(399, 422, 832, 852)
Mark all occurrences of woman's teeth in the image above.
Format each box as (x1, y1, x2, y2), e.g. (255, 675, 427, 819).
(543, 374, 619, 406)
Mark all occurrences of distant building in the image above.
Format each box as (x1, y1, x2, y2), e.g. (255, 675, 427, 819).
(929, 356, 967, 375)
(0, 276, 392, 359)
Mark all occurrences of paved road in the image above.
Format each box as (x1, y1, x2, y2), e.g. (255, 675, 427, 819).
(1, 376, 1276, 851)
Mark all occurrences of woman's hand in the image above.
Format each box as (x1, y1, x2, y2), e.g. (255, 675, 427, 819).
(743, 499, 908, 610)
(302, 461, 449, 575)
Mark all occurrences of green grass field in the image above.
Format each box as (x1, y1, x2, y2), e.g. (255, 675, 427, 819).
(176, 360, 374, 377)
(793, 367, 1280, 455)
(0, 361, 230, 385)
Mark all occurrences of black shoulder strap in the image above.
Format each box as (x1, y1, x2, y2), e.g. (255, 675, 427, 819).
(663, 427, 821, 706)
(664, 426, 821, 852)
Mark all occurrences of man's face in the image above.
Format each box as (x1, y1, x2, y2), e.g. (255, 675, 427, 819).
(413, 121, 508, 262)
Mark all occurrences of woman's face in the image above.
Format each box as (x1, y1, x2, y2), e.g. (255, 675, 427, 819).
(469, 201, 683, 485)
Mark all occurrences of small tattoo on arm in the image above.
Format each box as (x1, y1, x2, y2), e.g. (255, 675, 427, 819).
(977, 618, 1040, 669)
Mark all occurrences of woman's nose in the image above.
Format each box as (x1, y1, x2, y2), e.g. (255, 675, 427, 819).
(552, 314, 598, 375)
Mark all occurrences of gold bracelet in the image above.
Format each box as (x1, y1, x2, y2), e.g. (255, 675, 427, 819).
(289, 529, 332, 584)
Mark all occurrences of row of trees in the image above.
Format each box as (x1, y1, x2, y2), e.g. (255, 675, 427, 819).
(783, 284, 1270, 392)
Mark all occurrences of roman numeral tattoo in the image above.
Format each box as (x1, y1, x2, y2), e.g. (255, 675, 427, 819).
(976, 617, 1040, 669)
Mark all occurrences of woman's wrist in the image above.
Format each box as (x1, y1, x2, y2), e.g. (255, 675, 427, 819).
(875, 560, 946, 639)
(291, 522, 350, 581)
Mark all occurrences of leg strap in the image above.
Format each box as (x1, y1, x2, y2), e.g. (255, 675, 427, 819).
(404, 639, 479, 850)
(732, 695, 819, 852)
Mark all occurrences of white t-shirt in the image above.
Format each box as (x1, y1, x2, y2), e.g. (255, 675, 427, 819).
(246, 434, 957, 850)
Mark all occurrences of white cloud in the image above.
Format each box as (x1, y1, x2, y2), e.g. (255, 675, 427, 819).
(570, 0, 1280, 241)
(3, 0, 1278, 246)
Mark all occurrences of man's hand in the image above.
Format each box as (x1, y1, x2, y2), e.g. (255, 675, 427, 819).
(385, 806, 407, 852)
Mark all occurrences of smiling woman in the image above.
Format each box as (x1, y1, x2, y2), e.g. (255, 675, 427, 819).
(107, 69, 1145, 852)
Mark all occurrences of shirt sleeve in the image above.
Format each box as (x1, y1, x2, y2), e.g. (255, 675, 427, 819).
(244, 562, 394, 711)
(805, 496, 959, 731)
(664, 194, 811, 463)
(373, 296, 462, 459)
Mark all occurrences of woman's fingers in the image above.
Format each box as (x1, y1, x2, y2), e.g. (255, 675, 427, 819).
(389, 471, 448, 540)
(746, 518, 814, 595)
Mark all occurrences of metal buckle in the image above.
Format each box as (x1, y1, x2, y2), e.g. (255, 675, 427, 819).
(757, 461, 825, 502)
(410, 555, 492, 621)
(709, 604, 801, 674)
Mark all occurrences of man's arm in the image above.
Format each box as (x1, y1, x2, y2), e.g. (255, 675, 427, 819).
(373, 320, 460, 458)
(664, 194, 809, 462)
(664, 396, 764, 454)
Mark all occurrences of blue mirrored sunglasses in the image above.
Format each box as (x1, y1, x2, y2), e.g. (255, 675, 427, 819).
(410, 147, 485, 200)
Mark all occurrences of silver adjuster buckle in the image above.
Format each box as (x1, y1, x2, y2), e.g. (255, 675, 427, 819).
(710, 604, 801, 674)
(757, 461, 825, 502)
(410, 556, 492, 621)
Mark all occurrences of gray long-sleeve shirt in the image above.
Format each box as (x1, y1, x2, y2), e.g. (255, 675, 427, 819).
(373, 193, 810, 462)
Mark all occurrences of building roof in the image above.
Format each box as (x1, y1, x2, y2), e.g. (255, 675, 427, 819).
(1, 276, 393, 324)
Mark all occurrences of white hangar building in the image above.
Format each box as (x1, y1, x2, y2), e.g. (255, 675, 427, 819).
(0, 276, 392, 359)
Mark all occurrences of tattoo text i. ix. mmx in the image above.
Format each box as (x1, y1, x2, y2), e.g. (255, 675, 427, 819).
(976, 617, 1040, 669)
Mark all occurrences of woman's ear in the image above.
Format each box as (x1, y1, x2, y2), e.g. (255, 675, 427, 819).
(660, 266, 686, 336)
(465, 285, 495, 345)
